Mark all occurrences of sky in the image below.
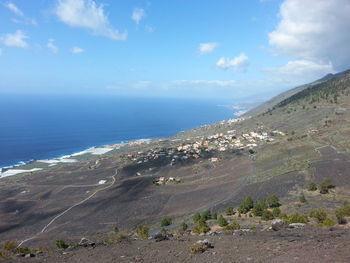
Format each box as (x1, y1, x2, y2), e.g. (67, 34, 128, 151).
(1, 0, 350, 101)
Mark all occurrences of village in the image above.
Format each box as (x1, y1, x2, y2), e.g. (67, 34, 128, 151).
(122, 119, 287, 185)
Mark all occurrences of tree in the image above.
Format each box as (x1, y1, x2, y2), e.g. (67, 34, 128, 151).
(217, 215, 228, 227)
(201, 210, 212, 221)
(261, 210, 274, 221)
(160, 217, 172, 227)
(266, 194, 280, 208)
(252, 200, 267, 216)
(192, 220, 210, 234)
(55, 240, 69, 249)
(225, 206, 233, 216)
(181, 222, 188, 231)
(212, 212, 218, 220)
(319, 178, 335, 194)
(238, 197, 254, 214)
(192, 213, 201, 222)
(272, 207, 281, 218)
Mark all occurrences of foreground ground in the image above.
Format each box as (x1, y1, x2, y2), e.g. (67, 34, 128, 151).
(6, 226, 350, 263)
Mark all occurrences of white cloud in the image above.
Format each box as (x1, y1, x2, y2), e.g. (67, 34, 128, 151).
(173, 80, 236, 87)
(264, 60, 335, 83)
(269, 0, 350, 70)
(198, 42, 219, 55)
(55, 0, 127, 40)
(0, 30, 28, 48)
(131, 8, 145, 24)
(145, 25, 155, 33)
(0, 48, 2, 56)
(4, 2, 23, 16)
(47, 39, 58, 53)
(70, 46, 84, 54)
(216, 53, 249, 72)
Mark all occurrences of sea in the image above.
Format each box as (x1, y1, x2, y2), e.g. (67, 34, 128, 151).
(0, 94, 240, 168)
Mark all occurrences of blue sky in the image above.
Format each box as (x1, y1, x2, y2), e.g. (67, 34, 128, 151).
(1, 0, 349, 101)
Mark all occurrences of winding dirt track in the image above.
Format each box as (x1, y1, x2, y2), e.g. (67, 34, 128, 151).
(17, 169, 119, 247)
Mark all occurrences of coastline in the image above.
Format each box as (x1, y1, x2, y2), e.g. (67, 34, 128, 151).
(0, 138, 152, 179)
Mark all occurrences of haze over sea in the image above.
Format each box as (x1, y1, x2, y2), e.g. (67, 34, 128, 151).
(0, 94, 238, 168)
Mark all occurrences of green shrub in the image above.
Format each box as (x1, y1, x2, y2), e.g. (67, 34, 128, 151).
(266, 194, 280, 208)
(272, 207, 281, 218)
(310, 209, 327, 223)
(55, 240, 69, 249)
(201, 210, 212, 221)
(252, 200, 267, 216)
(192, 220, 210, 234)
(322, 218, 336, 227)
(217, 215, 228, 227)
(181, 222, 188, 231)
(335, 205, 350, 224)
(189, 243, 207, 254)
(299, 194, 307, 203)
(192, 213, 201, 222)
(238, 197, 254, 214)
(261, 210, 274, 221)
(319, 178, 335, 194)
(3, 241, 17, 252)
(225, 206, 233, 216)
(223, 221, 240, 231)
(160, 217, 172, 227)
(212, 212, 218, 220)
(307, 182, 317, 191)
(285, 213, 308, 224)
(136, 225, 149, 239)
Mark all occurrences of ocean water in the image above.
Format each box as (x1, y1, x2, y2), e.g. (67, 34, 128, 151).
(0, 94, 237, 168)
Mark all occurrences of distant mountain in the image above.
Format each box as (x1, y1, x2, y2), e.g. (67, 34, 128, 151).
(244, 69, 350, 117)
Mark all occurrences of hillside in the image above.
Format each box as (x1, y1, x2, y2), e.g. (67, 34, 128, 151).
(1, 70, 350, 262)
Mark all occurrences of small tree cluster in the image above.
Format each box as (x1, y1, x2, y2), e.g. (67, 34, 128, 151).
(192, 220, 210, 234)
(307, 182, 317, 191)
(237, 197, 254, 214)
(310, 209, 327, 223)
(225, 206, 234, 216)
(217, 215, 228, 227)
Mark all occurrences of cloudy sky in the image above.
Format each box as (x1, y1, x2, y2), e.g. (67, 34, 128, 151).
(0, 0, 349, 100)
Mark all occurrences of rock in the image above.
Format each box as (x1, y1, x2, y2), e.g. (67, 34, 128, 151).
(271, 219, 288, 231)
(196, 239, 214, 248)
(289, 223, 305, 228)
(79, 237, 95, 247)
(24, 253, 35, 258)
(16, 253, 25, 257)
(153, 233, 169, 242)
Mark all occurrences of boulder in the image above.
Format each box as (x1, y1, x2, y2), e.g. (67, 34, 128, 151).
(153, 233, 169, 242)
(289, 223, 305, 228)
(79, 237, 95, 247)
(196, 239, 214, 248)
(271, 219, 288, 231)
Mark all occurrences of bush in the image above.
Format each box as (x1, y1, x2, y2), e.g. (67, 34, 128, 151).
(181, 222, 188, 231)
(322, 218, 336, 227)
(319, 178, 335, 194)
(285, 213, 308, 224)
(223, 221, 240, 231)
(272, 207, 281, 218)
(201, 210, 212, 221)
(299, 194, 307, 203)
(105, 232, 129, 244)
(266, 194, 281, 208)
(217, 215, 228, 227)
(212, 212, 218, 220)
(252, 200, 267, 216)
(189, 244, 207, 254)
(55, 240, 69, 249)
(310, 209, 327, 223)
(136, 225, 149, 239)
(238, 197, 254, 214)
(307, 182, 317, 191)
(335, 205, 350, 224)
(192, 213, 201, 222)
(225, 206, 233, 216)
(261, 210, 274, 221)
(192, 220, 210, 234)
(160, 217, 172, 227)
